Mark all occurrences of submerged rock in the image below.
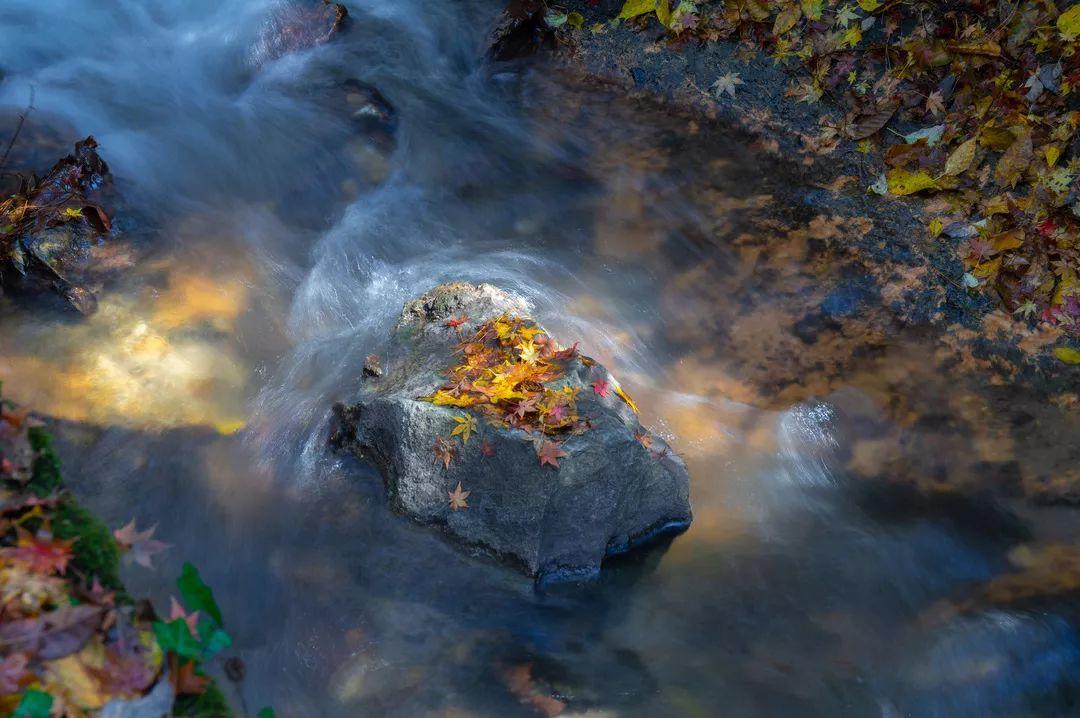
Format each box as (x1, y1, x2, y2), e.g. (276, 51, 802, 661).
(248, 0, 348, 68)
(333, 282, 692, 581)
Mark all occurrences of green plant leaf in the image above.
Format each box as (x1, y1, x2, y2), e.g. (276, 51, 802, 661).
(178, 562, 224, 628)
(198, 624, 233, 658)
(153, 618, 202, 659)
(257, 709, 276, 718)
(13, 690, 53, 718)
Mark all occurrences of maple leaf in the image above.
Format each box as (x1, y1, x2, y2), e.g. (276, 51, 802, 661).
(433, 437, 456, 470)
(170, 596, 201, 639)
(966, 238, 994, 263)
(1015, 300, 1039, 319)
(635, 431, 652, 449)
(592, 379, 611, 398)
(536, 441, 567, 469)
(4, 527, 75, 575)
(447, 482, 471, 510)
(835, 5, 859, 27)
(551, 341, 579, 360)
(711, 72, 744, 98)
(450, 414, 477, 445)
(172, 657, 210, 696)
(113, 519, 170, 570)
(547, 404, 569, 422)
(924, 90, 946, 117)
(517, 340, 540, 365)
(512, 397, 538, 420)
(444, 315, 468, 329)
(480, 439, 496, 457)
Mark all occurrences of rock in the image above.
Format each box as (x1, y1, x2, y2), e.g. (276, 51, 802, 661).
(1, 136, 114, 314)
(486, 0, 555, 62)
(335, 282, 692, 581)
(248, 0, 348, 68)
(363, 353, 384, 378)
(341, 79, 397, 152)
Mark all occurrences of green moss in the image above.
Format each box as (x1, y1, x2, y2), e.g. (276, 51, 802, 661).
(173, 681, 233, 718)
(53, 496, 123, 590)
(26, 427, 63, 497)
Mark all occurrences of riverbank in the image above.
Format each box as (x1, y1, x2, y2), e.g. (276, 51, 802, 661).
(488, 0, 1080, 508)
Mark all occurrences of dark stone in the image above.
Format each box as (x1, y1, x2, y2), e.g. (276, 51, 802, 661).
(487, 0, 555, 62)
(335, 282, 693, 581)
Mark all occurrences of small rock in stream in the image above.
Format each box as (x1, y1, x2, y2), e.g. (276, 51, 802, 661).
(334, 282, 692, 581)
(248, 0, 348, 68)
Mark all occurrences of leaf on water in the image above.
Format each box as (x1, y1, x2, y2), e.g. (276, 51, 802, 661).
(177, 562, 224, 628)
(113, 520, 170, 570)
(153, 619, 202, 660)
(944, 138, 977, 176)
(886, 168, 938, 195)
(711, 72, 744, 98)
(1054, 346, 1080, 364)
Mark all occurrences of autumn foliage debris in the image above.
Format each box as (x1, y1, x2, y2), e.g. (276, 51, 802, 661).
(606, 0, 1080, 332)
(0, 392, 263, 717)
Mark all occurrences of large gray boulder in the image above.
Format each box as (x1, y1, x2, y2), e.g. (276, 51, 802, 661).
(333, 282, 692, 581)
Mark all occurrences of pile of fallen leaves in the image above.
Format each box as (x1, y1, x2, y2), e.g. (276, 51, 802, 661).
(0, 392, 269, 717)
(0, 136, 113, 314)
(419, 314, 640, 477)
(602, 0, 1080, 333)
(420, 314, 591, 436)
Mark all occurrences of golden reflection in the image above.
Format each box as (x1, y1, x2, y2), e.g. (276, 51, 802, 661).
(0, 258, 251, 431)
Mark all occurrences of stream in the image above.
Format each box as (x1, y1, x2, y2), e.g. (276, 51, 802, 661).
(2, 1, 1079, 716)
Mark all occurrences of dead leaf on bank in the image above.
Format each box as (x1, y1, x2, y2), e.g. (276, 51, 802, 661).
(848, 101, 899, 139)
(995, 130, 1033, 188)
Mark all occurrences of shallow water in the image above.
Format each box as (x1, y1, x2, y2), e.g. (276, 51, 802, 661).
(2, 1, 1079, 716)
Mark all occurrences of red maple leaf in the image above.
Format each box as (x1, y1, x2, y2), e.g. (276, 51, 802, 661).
(547, 404, 569, 422)
(536, 441, 567, 469)
(444, 315, 469, 328)
(551, 342, 579, 360)
(5, 527, 75, 575)
(591, 379, 611, 398)
(480, 440, 496, 457)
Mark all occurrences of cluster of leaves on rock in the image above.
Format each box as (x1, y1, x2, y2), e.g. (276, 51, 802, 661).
(0, 137, 113, 314)
(606, 0, 1080, 332)
(420, 315, 637, 479)
(0, 391, 269, 717)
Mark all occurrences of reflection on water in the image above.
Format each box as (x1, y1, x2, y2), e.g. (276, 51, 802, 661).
(2, 0, 1080, 716)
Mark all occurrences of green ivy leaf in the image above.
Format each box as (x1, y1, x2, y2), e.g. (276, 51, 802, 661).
(13, 690, 54, 718)
(153, 618, 202, 659)
(199, 624, 233, 659)
(178, 562, 224, 628)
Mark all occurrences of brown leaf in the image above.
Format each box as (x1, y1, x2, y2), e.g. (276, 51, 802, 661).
(848, 101, 899, 139)
(994, 130, 1032, 188)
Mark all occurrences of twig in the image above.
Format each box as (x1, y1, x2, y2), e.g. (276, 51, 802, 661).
(0, 86, 35, 176)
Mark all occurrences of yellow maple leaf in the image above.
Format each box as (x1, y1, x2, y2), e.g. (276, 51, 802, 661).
(450, 414, 477, 444)
(517, 340, 540, 365)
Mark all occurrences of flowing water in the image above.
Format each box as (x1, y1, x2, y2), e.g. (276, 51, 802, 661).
(2, 1, 1079, 716)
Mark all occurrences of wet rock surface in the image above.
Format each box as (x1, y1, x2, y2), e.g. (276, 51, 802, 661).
(1, 136, 115, 314)
(248, 0, 348, 68)
(334, 282, 692, 580)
